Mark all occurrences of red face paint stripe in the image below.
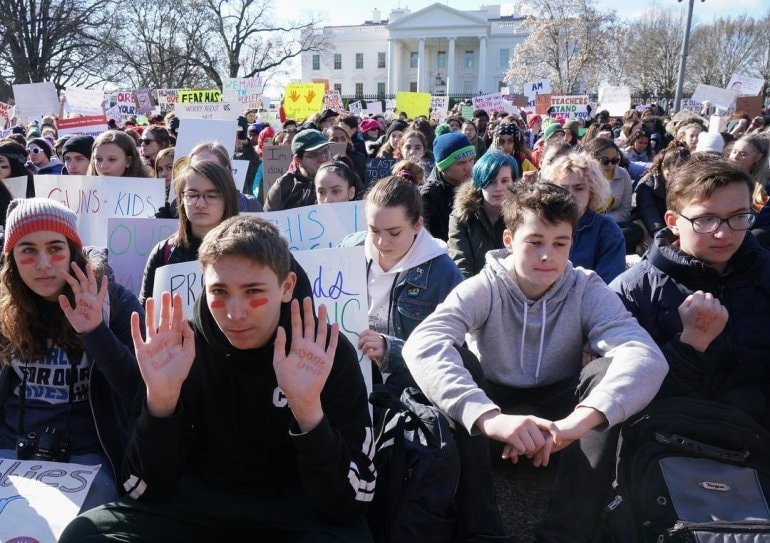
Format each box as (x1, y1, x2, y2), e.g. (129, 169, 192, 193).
(51, 254, 68, 262)
(209, 299, 225, 309)
(18, 257, 35, 265)
(250, 298, 269, 308)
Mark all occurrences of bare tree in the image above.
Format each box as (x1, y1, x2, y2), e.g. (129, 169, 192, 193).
(749, 14, 770, 97)
(506, 0, 617, 94)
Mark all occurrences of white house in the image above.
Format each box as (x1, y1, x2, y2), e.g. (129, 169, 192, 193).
(301, 4, 528, 97)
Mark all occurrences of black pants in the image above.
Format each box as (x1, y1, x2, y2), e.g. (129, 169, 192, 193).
(455, 347, 617, 543)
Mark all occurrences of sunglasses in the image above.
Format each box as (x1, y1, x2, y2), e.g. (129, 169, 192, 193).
(139, 139, 156, 145)
(27, 147, 43, 155)
(599, 157, 620, 166)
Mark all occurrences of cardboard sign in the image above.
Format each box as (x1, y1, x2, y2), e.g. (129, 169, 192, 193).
(175, 101, 238, 121)
(178, 89, 221, 103)
(726, 74, 764, 97)
(222, 77, 263, 110)
(472, 92, 507, 113)
(365, 157, 435, 185)
(3, 175, 28, 199)
(735, 96, 764, 118)
(64, 86, 105, 116)
(115, 91, 137, 119)
(0, 459, 101, 542)
(691, 84, 738, 112)
(430, 95, 448, 122)
(107, 217, 178, 295)
(395, 91, 431, 119)
(134, 89, 154, 114)
(12, 82, 60, 120)
(323, 90, 345, 115)
(35, 175, 165, 247)
(57, 115, 108, 137)
(104, 105, 121, 124)
(549, 95, 590, 119)
(261, 143, 347, 196)
(535, 93, 552, 115)
(598, 86, 631, 117)
(283, 83, 325, 121)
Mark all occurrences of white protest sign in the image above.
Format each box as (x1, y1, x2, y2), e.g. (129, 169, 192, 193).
(726, 74, 764, 97)
(156, 88, 185, 113)
(134, 89, 154, 114)
(366, 101, 383, 115)
(152, 260, 203, 319)
(104, 105, 121, 124)
(598, 86, 631, 117)
(4, 176, 28, 199)
(245, 200, 364, 251)
(691, 84, 738, 112)
(0, 458, 101, 542)
(524, 78, 551, 108)
(679, 98, 702, 113)
(35, 175, 166, 247)
(348, 101, 363, 115)
(472, 92, 507, 113)
(175, 118, 237, 162)
(293, 246, 372, 390)
(57, 115, 108, 137)
(175, 101, 238, 121)
(64, 86, 105, 116)
(222, 77, 263, 110)
(231, 159, 249, 188)
(107, 217, 178, 295)
(115, 91, 137, 119)
(430, 95, 449, 122)
(12, 82, 60, 120)
(549, 95, 590, 119)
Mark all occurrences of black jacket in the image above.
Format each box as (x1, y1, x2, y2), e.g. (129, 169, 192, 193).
(634, 171, 667, 235)
(421, 167, 458, 241)
(264, 169, 316, 211)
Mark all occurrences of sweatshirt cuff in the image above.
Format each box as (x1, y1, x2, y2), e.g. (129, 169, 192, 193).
(290, 416, 338, 463)
(136, 401, 182, 439)
(78, 321, 117, 360)
(578, 389, 625, 429)
(456, 390, 500, 435)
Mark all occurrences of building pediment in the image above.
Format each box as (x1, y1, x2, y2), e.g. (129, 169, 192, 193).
(389, 3, 487, 31)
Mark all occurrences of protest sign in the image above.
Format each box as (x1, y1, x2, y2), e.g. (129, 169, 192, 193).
(57, 115, 108, 137)
(35, 175, 165, 247)
(175, 118, 237, 163)
(283, 83, 325, 121)
(152, 260, 203, 319)
(365, 157, 435, 185)
(524, 78, 552, 108)
(509, 94, 529, 108)
(175, 101, 238, 121)
(323, 89, 345, 115)
(549, 95, 590, 119)
(348, 101, 363, 115)
(293, 246, 371, 388)
(178, 89, 221, 103)
(430, 95, 448, 122)
(222, 77, 263, 109)
(156, 88, 184, 113)
(104, 105, 121, 124)
(0, 101, 11, 127)
(0, 459, 101, 542)
(115, 91, 137, 119)
(679, 98, 702, 113)
(472, 92, 507, 113)
(726, 74, 764, 97)
(12, 82, 60, 120)
(107, 217, 177, 295)
(261, 143, 347, 196)
(311, 78, 330, 91)
(231, 159, 249, 188)
(64, 86, 105, 116)
(366, 101, 383, 115)
(691, 84, 738, 112)
(736, 96, 764, 119)
(395, 91, 431, 118)
(535, 93, 552, 115)
(134, 89, 154, 114)
(598, 86, 631, 117)
(4, 176, 28, 199)
(460, 105, 474, 119)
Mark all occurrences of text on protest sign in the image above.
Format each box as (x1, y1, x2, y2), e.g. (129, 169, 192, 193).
(283, 83, 325, 121)
(691, 84, 738, 112)
(365, 157, 435, 185)
(430, 95, 448, 122)
(57, 115, 108, 137)
(134, 89, 154, 114)
(726, 74, 764, 97)
(115, 91, 137, 119)
(156, 88, 185, 113)
(175, 102, 238, 121)
(348, 101, 363, 115)
(152, 260, 203, 320)
(0, 458, 101, 542)
(178, 89, 221, 103)
(323, 90, 345, 115)
(549, 95, 590, 119)
(261, 143, 347, 196)
(472, 92, 507, 114)
(222, 77, 263, 109)
(35, 175, 165, 247)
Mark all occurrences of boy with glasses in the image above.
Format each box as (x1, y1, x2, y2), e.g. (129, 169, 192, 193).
(264, 129, 331, 211)
(611, 154, 770, 422)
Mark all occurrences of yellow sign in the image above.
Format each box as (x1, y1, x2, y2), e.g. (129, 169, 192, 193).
(178, 89, 221, 103)
(283, 83, 325, 122)
(396, 91, 431, 119)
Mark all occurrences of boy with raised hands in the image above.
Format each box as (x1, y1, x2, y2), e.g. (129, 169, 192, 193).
(61, 216, 376, 542)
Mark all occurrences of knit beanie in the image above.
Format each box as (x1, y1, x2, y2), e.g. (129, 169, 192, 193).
(541, 117, 556, 130)
(694, 132, 724, 155)
(3, 198, 82, 254)
(433, 132, 476, 172)
(434, 123, 452, 137)
(61, 135, 95, 160)
(385, 120, 408, 140)
(527, 114, 542, 128)
(542, 123, 565, 141)
(28, 138, 52, 159)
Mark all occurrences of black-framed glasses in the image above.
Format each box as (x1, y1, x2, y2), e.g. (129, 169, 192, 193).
(182, 190, 224, 205)
(599, 157, 620, 166)
(678, 212, 756, 234)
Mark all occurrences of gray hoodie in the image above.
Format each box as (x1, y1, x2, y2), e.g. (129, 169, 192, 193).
(403, 248, 668, 433)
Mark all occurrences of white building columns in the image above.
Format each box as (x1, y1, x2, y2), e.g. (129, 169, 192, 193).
(447, 37, 456, 96)
(417, 38, 426, 91)
(387, 38, 397, 93)
(478, 37, 487, 93)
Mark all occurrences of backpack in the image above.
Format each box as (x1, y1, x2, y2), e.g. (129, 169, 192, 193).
(603, 397, 770, 542)
(368, 386, 461, 543)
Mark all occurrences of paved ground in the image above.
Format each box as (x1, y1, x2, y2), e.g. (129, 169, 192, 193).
(493, 459, 557, 542)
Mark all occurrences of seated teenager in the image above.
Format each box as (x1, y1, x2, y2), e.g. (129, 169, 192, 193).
(611, 154, 770, 426)
(61, 216, 376, 542)
(403, 182, 667, 542)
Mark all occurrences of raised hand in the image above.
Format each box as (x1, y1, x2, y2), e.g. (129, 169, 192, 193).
(59, 262, 109, 334)
(678, 290, 728, 352)
(274, 297, 339, 432)
(131, 292, 196, 417)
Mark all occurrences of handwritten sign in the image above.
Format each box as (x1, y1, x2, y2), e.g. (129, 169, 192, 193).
(430, 95, 448, 122)
(107, 217, 178, 295)
(348, 101, 363, 115)
(178, 89, 221, 103)
(152, 260, 203, 319)
(261, 143, 347, 196)
(57, 115, 108, 137)
(35, 175, 165, 247)
(535, 93, 552, 115)
(156, 88, 185, 113)
(12, 82, 60, 120)
(64, 86, 105, 116)
(691, 84, 738, 112)
(727, 74, 764, 97)
(115, 91, 137, 119)
(396, 91, 431, 119)
(323, 90, 345, 115)
(549, 95, 590, 119)
(222, 77, 263, 109)
(283, 83, 325, 122)
(104, 105, 121, 124)
(0, 101, 11, 127)
(460, 105, 474, 120)
(175, 101, 238, 121)
(598, 86, 631, 117)
(0, 459, 100, 542)
(365, 157, 435, 185)
(231, 159, 249, 189)
(134, 89, 154, 114)
(472, 92, 506, 113)
(679, 99, 702, 113)
(244, 200, 364, 251)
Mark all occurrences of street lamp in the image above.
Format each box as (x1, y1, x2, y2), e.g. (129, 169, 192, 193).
(673, 0, 705, 113)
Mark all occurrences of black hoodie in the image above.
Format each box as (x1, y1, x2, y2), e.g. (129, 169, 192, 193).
(121, 259, 376, 523)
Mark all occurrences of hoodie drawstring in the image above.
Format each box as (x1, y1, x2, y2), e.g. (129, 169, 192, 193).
(535, 299, 547, 382)
(519, 302, 528, 375)
(520, 298, 548, 383)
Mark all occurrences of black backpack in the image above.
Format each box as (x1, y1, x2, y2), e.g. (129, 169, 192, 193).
(368, 386, 461, 543)
(603, 397, 770, 542)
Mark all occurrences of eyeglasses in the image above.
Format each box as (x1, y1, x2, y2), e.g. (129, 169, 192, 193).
(599, 157, 621, 166)
(304, 147, 331, 160)
(139, 139, 156, 145)
(678, 212, 756, 234)
(27, 147, 43, 155)
(182, 190, 224, 205)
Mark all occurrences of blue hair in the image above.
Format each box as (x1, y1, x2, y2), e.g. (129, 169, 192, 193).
(471, 150, 519, 190)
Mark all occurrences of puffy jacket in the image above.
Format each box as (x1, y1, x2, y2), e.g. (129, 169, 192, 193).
(421, 167, 457, 241)
(634, 171, 668, 235)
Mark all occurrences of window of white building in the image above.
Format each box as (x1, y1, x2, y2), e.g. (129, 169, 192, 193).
(356, 53, 363, 69)
(378, 52, 386, 69)
(464, 50, 474, 68)
(463, 80, 473, 93)
(377, 82, 386, 96)
(312, 54, 320, 71)
(410, 52, 418, 69)
(355, 83, 363, 97)
(334, 54, 342, 70)
(499, 48, 510, 69)
(334, 83, 342, 93)
(437, 51, 447, 69)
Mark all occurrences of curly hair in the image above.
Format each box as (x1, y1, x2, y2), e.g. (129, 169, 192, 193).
(540, 151, 611, 212)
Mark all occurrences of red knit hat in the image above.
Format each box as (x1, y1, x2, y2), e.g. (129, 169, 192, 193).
(3, 198, 82, 254)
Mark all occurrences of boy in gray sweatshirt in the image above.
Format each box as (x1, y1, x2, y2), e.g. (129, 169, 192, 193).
(403, 182, 667, 542)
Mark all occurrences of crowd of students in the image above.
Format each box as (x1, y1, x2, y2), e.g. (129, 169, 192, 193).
(0, 97, 768, 542)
